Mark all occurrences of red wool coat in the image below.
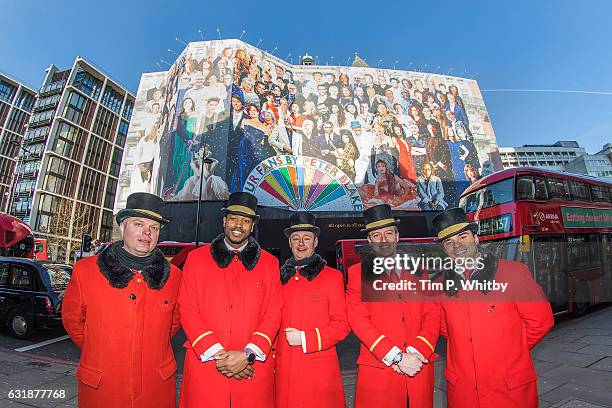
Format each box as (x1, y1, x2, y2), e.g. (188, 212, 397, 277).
(62, 249, 182, 408)
(275, 257, 350, 408)
(346, 262, 441, 408)
(178, 236, 283, 408)
(440, 257, 554, 408)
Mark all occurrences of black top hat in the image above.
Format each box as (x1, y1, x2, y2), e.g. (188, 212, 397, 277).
(432, 207, 478, 241)
(115, 192, 169, 225)
(221, 192, 260, 220)
(284, 212, 320, 237)
(360, 204, 400, 233)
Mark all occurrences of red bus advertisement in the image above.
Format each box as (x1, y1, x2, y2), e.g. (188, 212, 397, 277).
(459, 167, 612, 315)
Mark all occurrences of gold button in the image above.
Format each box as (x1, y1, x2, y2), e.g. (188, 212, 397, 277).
(294, 276, 299, 280)
(137, 278, 142, 283)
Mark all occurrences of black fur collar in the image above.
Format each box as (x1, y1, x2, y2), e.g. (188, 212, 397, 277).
(210, 233, 261, 270)
(280, 254, 327, 284)
(437, 251, 499, 296)
(97, 242, 171, 290)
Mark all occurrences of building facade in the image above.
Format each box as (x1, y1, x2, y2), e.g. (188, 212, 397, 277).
(117, 39, 503, 215)
(499, 141, 586, 171)
(0, 72, 36, 212)
(565, 143, 612, 179)
(11, 58, 134, 262)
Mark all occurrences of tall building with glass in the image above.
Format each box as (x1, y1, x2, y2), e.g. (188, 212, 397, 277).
(0, 72, 36, 212)
(11, 57, 134, 262)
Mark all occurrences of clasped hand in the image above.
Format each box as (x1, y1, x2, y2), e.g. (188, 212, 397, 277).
(392, 352, 428, 377)
(214, 350, 254, 380)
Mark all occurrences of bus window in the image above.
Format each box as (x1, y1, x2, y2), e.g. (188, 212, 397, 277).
(516, 176, 535, 200)
(535, 176, 548, 200)
(547, 178, 570, 200)
(566, 234, 600, 270)
(459, 178, 513, 212)
(591, 185, 609, 202)
(532, 236, 567, 309)
(569, 180, 592, 201)
(603, 234, 612, 299)
(480, 237, 519, 261)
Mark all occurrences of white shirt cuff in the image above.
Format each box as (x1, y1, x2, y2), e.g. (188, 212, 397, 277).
(245, 343, 266, 362)
(301, 331, 307, 353)
(200, 343, 224, 362)
(382, 346, 402, 366)
(407, 346, 424, 358)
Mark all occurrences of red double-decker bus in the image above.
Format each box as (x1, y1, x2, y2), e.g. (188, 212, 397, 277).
(0, 213, 35, 258)
(459, 167, 612, 315)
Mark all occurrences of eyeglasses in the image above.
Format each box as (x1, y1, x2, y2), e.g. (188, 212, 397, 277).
(368, 230, 397, 241)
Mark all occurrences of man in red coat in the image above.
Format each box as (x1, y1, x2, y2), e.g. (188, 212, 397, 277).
(432, 208, 554, 408)
(275, 212, 350, 408)
(178, 192, 283, 407)
(346, 204, 441, 408)
(63, 193, 182, 408)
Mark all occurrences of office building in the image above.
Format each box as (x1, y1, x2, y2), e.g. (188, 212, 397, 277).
(499, 141, 586, 171)
(12, 57, 134, 262)
(0, 72, 36, 212)
(565, 143, 612, 179)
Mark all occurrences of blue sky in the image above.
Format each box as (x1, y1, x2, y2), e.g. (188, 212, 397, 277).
(1, 0, 610, 153)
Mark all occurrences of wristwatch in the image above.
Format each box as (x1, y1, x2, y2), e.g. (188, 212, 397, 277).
(244, 348, 256, 364)
(392, 351, 403, 364)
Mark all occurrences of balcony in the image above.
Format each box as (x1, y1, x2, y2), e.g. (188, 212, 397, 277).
(39, 81, 66, 98)
(32, 100, 58, 113)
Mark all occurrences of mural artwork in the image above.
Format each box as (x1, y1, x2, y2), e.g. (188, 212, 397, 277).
(116, 39, 503, 212)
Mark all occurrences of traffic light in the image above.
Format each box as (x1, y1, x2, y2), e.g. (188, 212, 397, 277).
(82, 233, 92, 253)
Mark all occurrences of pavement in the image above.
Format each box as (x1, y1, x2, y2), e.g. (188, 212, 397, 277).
(0, 305, 611, 407)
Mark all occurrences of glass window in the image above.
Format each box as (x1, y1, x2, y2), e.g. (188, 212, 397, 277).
(101, 85, 123, 114)
(534, 176, 548, 200)
(590, 185, 610, 203)
(122, 98, 134, 121)
(15, 90, 36, 112)
(52, 121, 86, 161)
(116, 120, 129, 147)
(42, 156, 77, 196)
(10, 265, 33, 290)
(459, 178, 514, 213)
(569, 180, 592, 201)
(566, 234, 601, 270)
(63, 91, 94, 128)
(72, 67, 102, 100)
(0, 79, 17, 103)
(104, 178, 117, 209)
(100, 210, 114, 242)
(0, 263, 9, 286)
(109, 147, 123, 177)
(40, 264, 72, 291)
(547, 178, 570, 200)
(516, 175, 535, 200)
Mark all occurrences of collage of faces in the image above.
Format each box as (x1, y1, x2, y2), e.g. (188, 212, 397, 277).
(119, 40, 502, 211)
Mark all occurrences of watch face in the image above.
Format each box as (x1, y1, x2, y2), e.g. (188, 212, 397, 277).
(247, 353, 256, 363)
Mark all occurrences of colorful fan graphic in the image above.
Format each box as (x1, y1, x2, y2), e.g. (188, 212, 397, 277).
(244, 156, 363, 211)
